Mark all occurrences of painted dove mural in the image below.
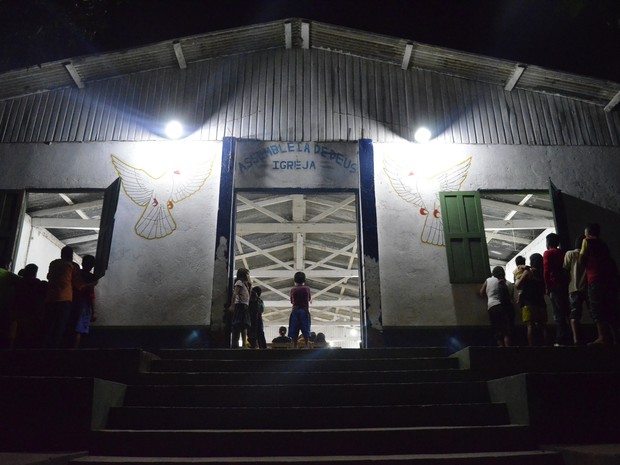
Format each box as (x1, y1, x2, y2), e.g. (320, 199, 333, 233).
(111, 155, 214, 239)
(384, 155, 472, 246)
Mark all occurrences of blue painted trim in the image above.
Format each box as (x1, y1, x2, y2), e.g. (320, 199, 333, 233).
(216, 137, 237, 295)
(358, 139, 379, 261)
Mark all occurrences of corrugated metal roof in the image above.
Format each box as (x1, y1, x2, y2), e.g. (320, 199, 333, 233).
(0, 18, 618, 108)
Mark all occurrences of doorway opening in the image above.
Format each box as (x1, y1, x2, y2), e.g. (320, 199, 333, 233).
(234, 191, 361, 348)
(480, 190, 555, 282)
(14, 191, 104, 276)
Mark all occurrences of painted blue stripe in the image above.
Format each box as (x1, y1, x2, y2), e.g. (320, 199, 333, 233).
(215, 137, 236, 280)
(358, 139, 379, 261)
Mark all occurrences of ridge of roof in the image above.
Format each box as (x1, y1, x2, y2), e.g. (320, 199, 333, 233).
(1, 18, 619, 110)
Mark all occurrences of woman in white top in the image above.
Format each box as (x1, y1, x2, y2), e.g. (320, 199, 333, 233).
(479, 266, 514, 347)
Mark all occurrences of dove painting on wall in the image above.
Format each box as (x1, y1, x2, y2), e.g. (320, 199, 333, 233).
(383, 154, 472, 247)
(111, 155, 214, 240)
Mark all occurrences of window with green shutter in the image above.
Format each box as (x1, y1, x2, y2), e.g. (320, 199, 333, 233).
(439, 191, 490, 283)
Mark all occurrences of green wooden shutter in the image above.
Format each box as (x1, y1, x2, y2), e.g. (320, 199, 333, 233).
(439, 191, 489, 283)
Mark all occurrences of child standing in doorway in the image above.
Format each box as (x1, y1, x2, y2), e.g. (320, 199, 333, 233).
(229, 268, 251, 348)
(288, 271, 312, 348)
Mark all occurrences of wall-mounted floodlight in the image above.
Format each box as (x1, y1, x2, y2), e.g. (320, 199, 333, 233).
(165, 121, 184, 139)
(348, 327, 359, 338)
(414, 127, 432, 143)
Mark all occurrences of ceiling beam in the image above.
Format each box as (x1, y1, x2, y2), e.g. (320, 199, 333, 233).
(292, 195, 306, 270)
(250, 269, 358, 278)
(29, 200, 103, 217)
(263, 299, 359, 308)
(481, 198, 553, 218)
(301, 21, 310, 49)
(307, 195, 356, 223)
(484, 219, 555, 230)
(237, 195, 292, 212)
(236, 243, 292, 260)
(63, 234, 99, 245)
(401, 43, 413, 70)
(604, 89, 620, 112)
(236, 223, 356, 234)
(237, 194, 289, 223)
(504, 64, 526, 91)
(485, 231, 533, 245)
(31, 218, 100, 230)
(63, 62, 85, 89)
(173, 41, 187, 69)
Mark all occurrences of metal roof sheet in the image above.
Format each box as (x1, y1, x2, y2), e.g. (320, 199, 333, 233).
(0, 18, 618, 108)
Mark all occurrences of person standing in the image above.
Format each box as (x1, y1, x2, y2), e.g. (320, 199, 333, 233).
(288, 271, 312, 348)
(563, 236, 588, 345)
(543, 233, 570, 346)
(43, 246, 80, 348)
(0, 258, 20, 349)
(229, 268, 251, 348)
(479, 266, 514, 347)
(579, 223, 619, 345)
(516, 253, 548, 346)
(72, 255, 99, 348)
(248, 286, 267, 349)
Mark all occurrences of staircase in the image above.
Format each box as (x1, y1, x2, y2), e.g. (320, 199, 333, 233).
(74, 348, 562, 464)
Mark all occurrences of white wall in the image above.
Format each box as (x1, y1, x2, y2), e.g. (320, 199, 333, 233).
(14, 214, 66, 278)
(0, 141, 222, 326)
(374, 142, 620, 328)
(1, 140, 617, 330)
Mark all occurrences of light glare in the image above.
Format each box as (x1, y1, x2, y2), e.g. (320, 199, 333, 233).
(165, 121, 184, 139)
(414, 127, 432, 143)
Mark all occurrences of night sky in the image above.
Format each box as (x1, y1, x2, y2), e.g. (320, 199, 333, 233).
(1, 0, 619, 82)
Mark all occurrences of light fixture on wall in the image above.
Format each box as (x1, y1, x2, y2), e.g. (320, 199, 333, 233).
(165, 120, 184, 139)
(414, 127, 432, 143)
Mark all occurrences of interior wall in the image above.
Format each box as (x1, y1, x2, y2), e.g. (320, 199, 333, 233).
(14, 215, 66, 278)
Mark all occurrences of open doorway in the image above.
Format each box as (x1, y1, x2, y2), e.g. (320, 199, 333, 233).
(14, 191, 104, 276)
(480, 190, 555, 282)
(234, 191, 362, 348)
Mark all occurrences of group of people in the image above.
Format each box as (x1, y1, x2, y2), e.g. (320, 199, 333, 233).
(0, 246, 99, 349)
(480, 223, 619, 347)
(270, 326, 329, 348)
(228, 269, 315, 348)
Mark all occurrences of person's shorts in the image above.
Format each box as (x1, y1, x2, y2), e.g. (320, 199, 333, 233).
(522, 305, 547, 324)
(568, 291, 588, 321)
(588, 282, 617, 323)
(288, 308, 311, 340)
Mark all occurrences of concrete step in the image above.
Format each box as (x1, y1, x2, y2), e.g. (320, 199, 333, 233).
(149, 357, 459, 373)
(106, 403, 510, 429)
(89, 425, 538, 457)
(72, 450, 564, 464)
(133, 368, 480, 385)
(156, 347, 450, 360)
(122, 381, 490, 408)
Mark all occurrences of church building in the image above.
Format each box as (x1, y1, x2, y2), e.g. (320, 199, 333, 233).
(1, 18, 619, 348)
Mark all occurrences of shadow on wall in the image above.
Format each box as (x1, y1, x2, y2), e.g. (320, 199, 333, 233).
(452, 283, 487, 327)
(563, 194, 620, 261)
